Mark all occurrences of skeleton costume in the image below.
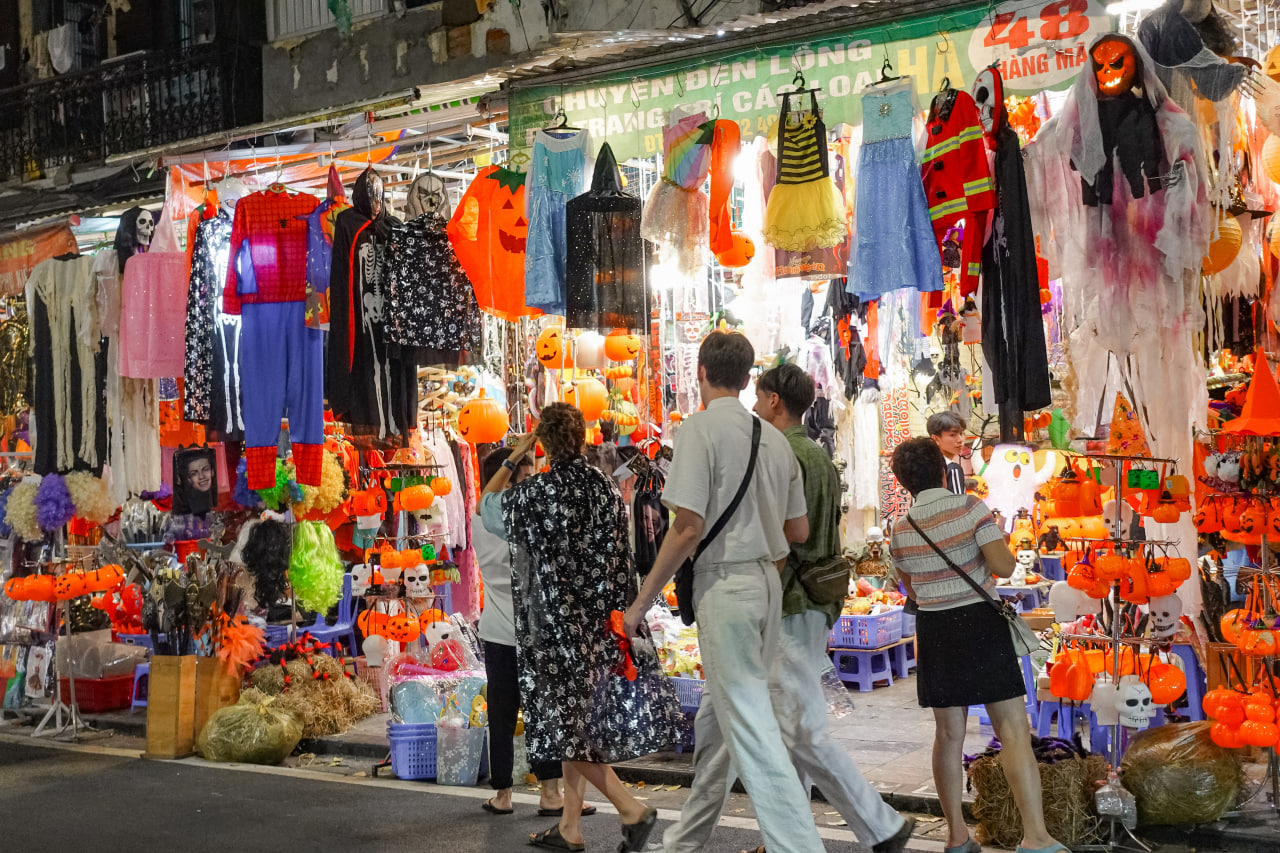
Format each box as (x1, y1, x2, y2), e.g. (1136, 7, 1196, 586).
(327, 169, 418, 438)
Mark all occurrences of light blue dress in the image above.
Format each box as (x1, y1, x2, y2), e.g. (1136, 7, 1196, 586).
(524, 129, 591, 315)
(849, 79, 943, 299)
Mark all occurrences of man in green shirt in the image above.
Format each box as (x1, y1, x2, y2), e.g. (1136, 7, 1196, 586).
(749, 363, 914, 853)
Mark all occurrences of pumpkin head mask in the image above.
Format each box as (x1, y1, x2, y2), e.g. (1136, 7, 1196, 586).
(1092, 37, 1140, 97)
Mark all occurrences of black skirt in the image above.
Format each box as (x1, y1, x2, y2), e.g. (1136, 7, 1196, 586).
(916, 601, 1026, 709)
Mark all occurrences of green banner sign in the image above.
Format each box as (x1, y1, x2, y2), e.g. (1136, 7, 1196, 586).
(509, 1, 1114, 163)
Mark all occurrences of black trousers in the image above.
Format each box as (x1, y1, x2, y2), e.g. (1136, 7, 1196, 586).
(483, 640, 562, 789)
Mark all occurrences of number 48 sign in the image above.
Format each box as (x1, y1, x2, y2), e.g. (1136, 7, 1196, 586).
(968, 0, 1114, 93)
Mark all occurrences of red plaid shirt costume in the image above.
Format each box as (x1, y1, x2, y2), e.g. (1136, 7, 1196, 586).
(223, 188, 319, 314)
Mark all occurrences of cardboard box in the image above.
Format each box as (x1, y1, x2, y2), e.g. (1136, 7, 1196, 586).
(145, 654, 197, 759)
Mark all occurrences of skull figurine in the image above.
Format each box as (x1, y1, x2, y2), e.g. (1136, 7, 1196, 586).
(403, 564, 434, 599)
(1117, 675, 1155, 729)
(1148, 594, 1183, 637)
(134, 209, 155, 247)
(1012, 549, 1036, 586)
(421, 619, 452, 650)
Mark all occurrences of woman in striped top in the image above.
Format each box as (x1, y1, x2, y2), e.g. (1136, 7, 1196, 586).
(889, 437, 1065, 853)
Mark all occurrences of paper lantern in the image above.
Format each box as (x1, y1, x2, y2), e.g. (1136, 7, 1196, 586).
(573, 332, 607, 370)
(1202, 214, 1242, 275)
(604, 329, 643, 362)
(1264, 135, 1280, 186)
(565, 378, 608, 422)
(536, 326, 572, 368)
(457, 389, 509, 444)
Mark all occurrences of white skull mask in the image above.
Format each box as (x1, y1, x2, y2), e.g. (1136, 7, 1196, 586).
(134, 210, 155, 246)
(1117, 675, 1155, 728)
(421, 620, 451, 649)
(403, 564, 433, 598)
(1148, 594, 1183, 637)
(350, 563, 373, 596)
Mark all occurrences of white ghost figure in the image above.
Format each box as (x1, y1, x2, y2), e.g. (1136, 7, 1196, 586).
(1012, 549, 1036, 586)
(1117, 675, 1155, 729)
(1147, 594, 1183, 637)
(363, 635, 387, 667)
(977, 445, 1056, 530)
(403, 564, 434, 599)
(1048, 581, 1091, 622)
(1091, 677, 1121, 726)
(573, 332, 607, 370)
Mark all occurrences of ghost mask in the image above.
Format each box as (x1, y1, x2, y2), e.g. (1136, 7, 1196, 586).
(350, 563, 373, 596)
(1048, 581, 1091, 622)
(1147, 594, 1183, 637)
(134, 209, 155, 247)
(363, 635, 387, 667)
(1117, 675, 1155, 728)
(403, 564, 434, 599)
(1091, 677, 1121, 726)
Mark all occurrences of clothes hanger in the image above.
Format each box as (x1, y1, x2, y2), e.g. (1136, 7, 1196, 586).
(543, 105, 580, 133)
(877, 57, 900, 85)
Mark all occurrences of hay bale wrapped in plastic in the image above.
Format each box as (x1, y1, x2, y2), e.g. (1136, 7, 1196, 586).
(197, 693, 303, 765)
(1120, 722, 1242, 826)
(968, 738, 1108, 848)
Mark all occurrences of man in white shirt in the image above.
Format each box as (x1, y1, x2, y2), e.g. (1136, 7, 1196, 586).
(624, 331, 826, 853)
(928, 411, 969, 495)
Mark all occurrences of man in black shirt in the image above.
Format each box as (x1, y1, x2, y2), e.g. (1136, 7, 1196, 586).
(928, 411, 968, 495)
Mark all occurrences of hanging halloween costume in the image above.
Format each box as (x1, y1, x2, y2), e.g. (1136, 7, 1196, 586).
(386, 204, 484, 357)
(972, 67, 1052, 441)
(641, 109, 711, 278)
(302, 165, 350, 331)
(327, 170, 419, 439)
(565, 142, 647, 331)
(524, 128, 591, 315)
(447, 165, 540, 321)
(762, 90, 846, 252)
(183, 209, 242, 438)
(224, 186, 324, 489)
(919, 88, 995, 297)
(849, 78, 943, 299)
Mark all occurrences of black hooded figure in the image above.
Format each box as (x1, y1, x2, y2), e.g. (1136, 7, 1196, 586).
(974, 67, 1051, 442)
(114, 206, 154, 274)
(327, 169, 418, 438)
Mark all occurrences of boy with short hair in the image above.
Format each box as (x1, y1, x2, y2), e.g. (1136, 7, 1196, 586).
(927, 411, 968, 495)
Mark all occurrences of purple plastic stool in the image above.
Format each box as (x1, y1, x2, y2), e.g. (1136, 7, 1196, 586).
(890, 641, 917, 679)
(831, 647, 894, 692)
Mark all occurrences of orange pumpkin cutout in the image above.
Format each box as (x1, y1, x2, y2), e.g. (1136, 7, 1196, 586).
(604, 330, 644, 362)
(536, 326, 573, 368)
(446, 165, 541, 321)
(1092, 36, 1139, 97)
(358, 608, 389, 637)
(457, 390, 509, 444)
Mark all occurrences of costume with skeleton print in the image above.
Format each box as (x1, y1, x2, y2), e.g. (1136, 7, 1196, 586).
(327, 169, 419, 437)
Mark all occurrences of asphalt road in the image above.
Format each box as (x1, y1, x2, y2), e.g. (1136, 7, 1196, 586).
(0, 739, 872, 853)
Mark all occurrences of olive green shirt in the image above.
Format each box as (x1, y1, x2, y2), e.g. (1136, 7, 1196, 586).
(780, 425, 844, 626)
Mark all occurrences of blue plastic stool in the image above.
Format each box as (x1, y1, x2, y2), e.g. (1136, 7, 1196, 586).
(1036, 700, 1087, 738)
(130, 662, 150, 712)
(831, 647, 894, 692)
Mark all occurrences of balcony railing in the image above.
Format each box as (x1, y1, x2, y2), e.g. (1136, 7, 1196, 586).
(267, 0, 388, 42)
(0, 43, 261, 182)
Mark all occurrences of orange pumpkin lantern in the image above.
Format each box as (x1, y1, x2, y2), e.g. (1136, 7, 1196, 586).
(1202, 214, 1243, 275)
(358, 608, 389, 637)
(536, 326, 572, 368)
(393, 484, 435, 513)
(4, 577, 28, 600)
(1150, 492, 1181, 524)
(565, 378, 608, 422)
(1210, 721, 1245, 748)
(384, 612, 422, 643)
(1147, 663, 1187, 705)
(715, 232, 756, 268)
(1194, 499, 1223, 533)
(431, 476, 453, 497)
(1239, 628, 1278, 657)
(457, 390, 509, 444)
(55, 573, 88, 601)
(1094, 552, 1125, 581)
(89, 564, 125, 592)
(1220, 609, 1250, 644)
(604, 330, 644, 362)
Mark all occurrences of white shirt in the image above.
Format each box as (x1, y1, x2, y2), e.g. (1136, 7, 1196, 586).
(472, 512, 516, 646)
(662, 397, 806, 565)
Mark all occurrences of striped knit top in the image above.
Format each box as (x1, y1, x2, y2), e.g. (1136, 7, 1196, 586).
(889, 489, 1004, 611)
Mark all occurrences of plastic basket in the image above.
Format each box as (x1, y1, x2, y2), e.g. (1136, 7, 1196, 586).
(830, 607, 903, 649)
(387, 725, 437, 780)
(58, 675, 134, 713)
(900, 610, 916, 638)
(671, 676, 705, 713)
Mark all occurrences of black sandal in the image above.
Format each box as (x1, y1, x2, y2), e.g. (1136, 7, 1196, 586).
(537, 805, 597, 817)
(481, 798, 514, 815)
(529, 825, 585, 851)
(618, 807, 659, 852)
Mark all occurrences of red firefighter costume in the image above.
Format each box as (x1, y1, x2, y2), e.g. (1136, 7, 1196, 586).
(920, 90, 996, 297)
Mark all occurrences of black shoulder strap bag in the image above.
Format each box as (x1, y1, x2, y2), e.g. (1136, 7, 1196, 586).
(674, 418, 762, 626)
(905, 515, 1040, 657)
